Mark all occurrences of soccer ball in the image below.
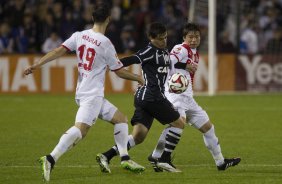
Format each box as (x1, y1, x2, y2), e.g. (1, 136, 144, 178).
(168, 73, 189, 94)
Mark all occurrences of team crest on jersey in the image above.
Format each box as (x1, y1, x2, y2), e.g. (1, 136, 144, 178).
(163, 54, 170, 64)
(172, 47, 181, 54)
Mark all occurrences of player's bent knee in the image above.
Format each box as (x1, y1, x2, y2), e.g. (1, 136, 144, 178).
(75, 123, 91, 138)
(199, 121, 213, 133)
(170, 117, 185, 129)
(133, 134, 146, 144)
(111, 110, 128, 124)
(132, 124, 148, 144)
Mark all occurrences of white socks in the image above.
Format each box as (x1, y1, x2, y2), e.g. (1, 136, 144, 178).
(128, 134, 135, 148)
(203, 125, 224, 166)
(50, 126, 82, 162)
(114, 123, 129, 157)
(152, 125, 225, 166)
(152, 127, 169, 158)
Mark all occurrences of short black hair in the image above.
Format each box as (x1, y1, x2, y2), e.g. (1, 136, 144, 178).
(147, 22, 167, 39)
(92, 2, 111, 23)
(182, 23, 201, 37)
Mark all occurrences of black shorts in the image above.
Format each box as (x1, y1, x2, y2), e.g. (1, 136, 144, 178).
(131, 97, 180, 130)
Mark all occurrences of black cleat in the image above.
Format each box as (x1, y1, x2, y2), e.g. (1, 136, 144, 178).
(217, 157, 241, 171)
(147, 155, 163, 172)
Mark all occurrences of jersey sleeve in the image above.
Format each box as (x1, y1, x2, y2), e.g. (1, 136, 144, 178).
(120, 55, 141, 67)
(104, 42, 124, 71)
(170, 45, 184, 63)
(135, 47, 152, 64)
(62, 32, 78, 51)
(171, 45, 194, 65)
(170, 45, 188, 69)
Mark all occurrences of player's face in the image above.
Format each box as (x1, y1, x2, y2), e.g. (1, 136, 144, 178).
(184, 31, 200, 49)
(150, 32, 167, 49)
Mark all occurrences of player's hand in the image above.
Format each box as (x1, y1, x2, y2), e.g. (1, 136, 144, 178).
(186, 61, 198, 73)
(24, 65, 36, 75)
(138, 77, 145, 86)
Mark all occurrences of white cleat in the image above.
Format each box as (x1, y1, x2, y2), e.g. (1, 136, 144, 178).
(96, 153, 111, 173)
(38, 156, 54, 182)
(156, 162, 182, 173)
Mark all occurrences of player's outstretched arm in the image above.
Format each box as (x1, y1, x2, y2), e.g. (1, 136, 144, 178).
(120, 55, 140, 67)
(115, 68, 144, 86)
(24, 46, 68, 75)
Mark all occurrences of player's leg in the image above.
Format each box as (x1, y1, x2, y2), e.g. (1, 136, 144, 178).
(97, 123, 149, 173)
(155, 117, 184, 172)
(96, 99, 145, 173)
(110, 110, 146, 173)
(110, 110, 131, 161)
(99, 110, 153, 160)
(39, 97, 103, 182)
(198, 121, 241, 170)
(148, 99, 185, 172)
(148, 126, 170, 172)
(151, 108, 186, 160)
(187, 98, 241, 170)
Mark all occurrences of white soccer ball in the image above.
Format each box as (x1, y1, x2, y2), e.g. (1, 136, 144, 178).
(168, 73, 189, 94)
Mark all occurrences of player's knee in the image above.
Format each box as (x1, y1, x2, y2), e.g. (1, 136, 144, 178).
(111, 110, 128, 124)
(132, 123, 148, 144)
(75, 123, 91, 138)
(133, 134, 145, 144)
(199, 120, 213, 133)
(171, 117, 185, 129)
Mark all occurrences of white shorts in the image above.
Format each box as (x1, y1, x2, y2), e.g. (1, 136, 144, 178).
(167, 94, 209, 129)
(75, 97, 118, 126)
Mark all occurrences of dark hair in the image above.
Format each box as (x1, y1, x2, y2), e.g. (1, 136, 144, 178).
(92, 2, 111, 23)
(182, 23, 201, 37)
(147, 22, 167, 38)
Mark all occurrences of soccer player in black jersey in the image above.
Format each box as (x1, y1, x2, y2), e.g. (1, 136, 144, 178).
(96, 22, 185, 172)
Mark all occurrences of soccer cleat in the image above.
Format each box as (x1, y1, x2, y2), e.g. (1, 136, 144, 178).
(38, 155, 55, 182)
(96, 153, 111, 173)
(147, 155, 163, 172)
(156, 161, 182, 172)
(121, 160, 145, 173)
(217, 157, 241, 171)
(156, 157, 181, 173)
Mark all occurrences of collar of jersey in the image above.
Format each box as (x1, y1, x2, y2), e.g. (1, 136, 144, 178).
(148, 42, 166, 51)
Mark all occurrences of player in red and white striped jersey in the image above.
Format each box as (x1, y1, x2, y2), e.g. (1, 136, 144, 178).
(24, 2, 145, 181)
(150, 23, 241, 171)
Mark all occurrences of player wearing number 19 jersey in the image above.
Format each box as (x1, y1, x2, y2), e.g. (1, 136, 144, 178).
(63, 29, 122, 100)
(24, 2, 145, 182)
(150, 23, 241, 171)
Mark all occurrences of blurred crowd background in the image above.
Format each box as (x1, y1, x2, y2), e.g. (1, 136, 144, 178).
(0, 0, 282, 55)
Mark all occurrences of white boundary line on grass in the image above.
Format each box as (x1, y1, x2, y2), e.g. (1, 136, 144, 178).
(2, 164, 282, 168)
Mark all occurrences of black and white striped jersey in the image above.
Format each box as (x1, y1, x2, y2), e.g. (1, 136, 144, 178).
(121, 43, 171, 101)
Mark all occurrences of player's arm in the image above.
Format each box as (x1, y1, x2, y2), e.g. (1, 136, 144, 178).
(169, 53, 179, 76)
(114, 68, 144, 85)
(185, 59, 198, 74)
(24, 46, 68, 75)
(120, 55, 141, 67)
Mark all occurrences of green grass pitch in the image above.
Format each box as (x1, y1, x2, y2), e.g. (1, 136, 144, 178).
(1, 93, 282, 184)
